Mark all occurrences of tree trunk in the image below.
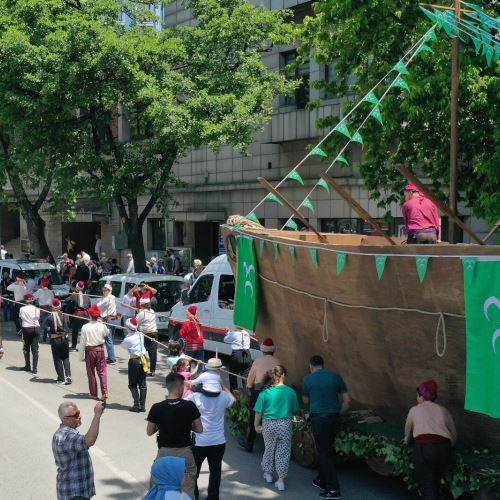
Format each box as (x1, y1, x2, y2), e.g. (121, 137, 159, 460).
(18, 201, 54, 263)
(122, 198, 147, 273)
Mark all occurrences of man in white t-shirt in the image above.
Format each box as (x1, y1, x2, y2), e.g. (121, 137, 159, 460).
(0, 245, 7, 259)
(187, 380, 235, 500)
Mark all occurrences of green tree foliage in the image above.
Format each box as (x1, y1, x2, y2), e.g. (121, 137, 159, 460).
(0, 0, 293, 266)
(299, 0, 499, 226)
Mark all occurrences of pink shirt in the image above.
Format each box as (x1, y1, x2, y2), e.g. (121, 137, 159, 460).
(402, 195, 439, 239)
(179, 371, 192, 398)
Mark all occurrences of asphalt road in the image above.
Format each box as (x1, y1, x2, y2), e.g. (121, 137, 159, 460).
(0, 320, 410, 499)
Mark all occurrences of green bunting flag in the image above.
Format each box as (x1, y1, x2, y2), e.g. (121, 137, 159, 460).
(462, 257, 478, 285)
(362, 91, 380, 106)
(310, 146, 328, 158)
(441, 14, 457, 38)
(247, 212, 261, 225)
(484, 45, 494, 66)
(334, 122, 351, 139)
(310, 248, 318, 269)
(303, 198, 315, 213)
(286, 219, 299, 231)
(273, 242, 279, 260)
(351, 132, 363, 145)
(265, 193, 284, 206)
(420, 7, 437, 23)
(336, 251, 347, 275)
(318, 178, 330, 192)
(392, 61, 409, 75)
(229, 223, 241, 232)
(393, 76, 410, 92)
(287, 170, 304, 185)
(335, 154, 349, 166)
(375, 255, 388, 280)
(424, 30, 437, 42)
(463, 259, 500, 418)
(370, 106, 383, 125)
(259, 239, 265, 256)
(416, 44, 433, 55)
(416, 256, 430, 283)
(289, 245, 296, 264)
(472, 36, 482, 54)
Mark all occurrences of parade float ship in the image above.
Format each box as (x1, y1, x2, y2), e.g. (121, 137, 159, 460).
(222, 4, 500, 449)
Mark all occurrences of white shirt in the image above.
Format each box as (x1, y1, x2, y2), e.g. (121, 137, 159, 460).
(126, 259, 135, 274)
(33, 287, 54, 306)
(7, 282, 27, 301)
(187, 391, 234, 446)
(0, 248, 6, 259)
(121, 294, 136, 318)
(94, 239, 102, 257)
(120, 331, 147, 356)
(19, 304, 40, 328)
(136, 308, 157, 332)
(26, 278, 37, 293)
(191, 371, 222, 393)
(79, 320, 109, 360)
(224, 329, 251, 350)
(97, 294, 117, 318)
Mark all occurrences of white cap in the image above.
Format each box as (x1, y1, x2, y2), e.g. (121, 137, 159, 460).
(103, 283, 112, 291)
(139, 297, 150, 304)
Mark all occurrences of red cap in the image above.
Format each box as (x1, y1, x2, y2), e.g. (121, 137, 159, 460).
(17, 273, 25, 280)
(187, 305, 197, 315)
(130, 317, 138, 326)
(418, 380, 438, 401)
(87, 305, 101, 318)
(260, 338, 275, 353)
(76, 281, 85, 290)
(41, 279, 49, 287)
(24, 293, 34, 301)
(52, 298, 61, 308)
(404, 183, 420, 193)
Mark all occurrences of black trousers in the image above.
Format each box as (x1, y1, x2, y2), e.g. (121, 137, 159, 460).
(128, 358, 147, 389)
(311, 413, 341, 491)
(22, 328, 39, 370)
(228, 350, 252, 392)
(71, 317, 86, 348)
(13, 303, 21, 332)
(51, 337, 71, 381)
(193, 443, 226, 500)
(246, 388, 261, 446)
(413, 441, 451, 500)
(144, 332, 158, 373)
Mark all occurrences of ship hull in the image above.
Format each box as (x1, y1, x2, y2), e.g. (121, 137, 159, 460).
(222, 227, 500, 449)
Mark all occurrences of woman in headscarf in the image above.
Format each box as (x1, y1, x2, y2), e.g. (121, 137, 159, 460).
(404, 379, 457, 500)
(179, 306, 204, 363)
(146, 456, 191, 500)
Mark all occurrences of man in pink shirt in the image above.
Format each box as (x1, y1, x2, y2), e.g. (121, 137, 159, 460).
(402, 184, 440, 244)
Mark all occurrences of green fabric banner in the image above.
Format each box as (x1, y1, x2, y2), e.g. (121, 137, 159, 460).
(318, 178, 330, 192)
(334, 122, 351, 139)
(393, 76, 410, 93)
(463, 259, 500, 418)
(392, 61, 409, 75)
(287, 170, 304, 184)
(424, 30, 437, 42)
(234, 236, 259, 331)
(286, 219, 298, 231)
(416, 256, 430, 283)
(375, 255, 388, 280)
(370, 106, 384, 125)
(336, 251, 347, 275)
(462, 257, 478, 285)
(289, 245, 296, 264)
(351, 132, 364, 145)
(335, 154, 349, 165)
(273, 242, 279, 260)
(310, 248, 318, 269)
(362, 91, 380, 106)
(303, 198, 315, 213)
(416, 43, 433, 56)
(259, 239, 265, 256)
(310, 146, 328, 158)
(247, 212, 261, 225)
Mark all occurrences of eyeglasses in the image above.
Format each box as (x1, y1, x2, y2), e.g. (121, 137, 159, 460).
(64, 411, 81, 419)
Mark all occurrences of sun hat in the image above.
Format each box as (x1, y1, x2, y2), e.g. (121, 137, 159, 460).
(205, 358, 223, 370)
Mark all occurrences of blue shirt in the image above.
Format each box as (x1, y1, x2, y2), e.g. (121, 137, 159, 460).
(302, 369, 348, 414)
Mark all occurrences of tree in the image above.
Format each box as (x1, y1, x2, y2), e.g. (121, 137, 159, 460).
(299, 0, 499, 228)
(0, 0, 294, 269)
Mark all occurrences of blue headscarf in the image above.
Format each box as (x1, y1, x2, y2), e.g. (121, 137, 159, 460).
(146, 456, 186, 500)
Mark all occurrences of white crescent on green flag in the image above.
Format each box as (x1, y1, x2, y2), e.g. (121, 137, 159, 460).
(234, 236, 259, 331)
(462, 258, 500, 418)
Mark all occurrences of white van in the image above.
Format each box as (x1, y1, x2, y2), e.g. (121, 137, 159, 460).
(90, 273, 184, 334)
(168, 255, 261, 358)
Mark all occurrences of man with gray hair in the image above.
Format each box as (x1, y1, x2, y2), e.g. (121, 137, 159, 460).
(52, 401, 105, 500)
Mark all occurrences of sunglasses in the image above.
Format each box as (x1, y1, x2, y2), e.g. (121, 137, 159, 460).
(65, 411, 81, 419)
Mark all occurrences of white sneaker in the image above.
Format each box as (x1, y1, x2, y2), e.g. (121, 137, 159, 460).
(275, 479, 285, 491)
(263, 472, 273, 483)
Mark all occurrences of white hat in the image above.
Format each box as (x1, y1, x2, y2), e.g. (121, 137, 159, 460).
(103, 283, 112, 291)
(139, 297, 150, 305)
(205, 358, 223, 370)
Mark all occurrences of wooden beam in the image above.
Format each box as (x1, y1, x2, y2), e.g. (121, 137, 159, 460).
(396, 164, 485, 245)
(319, 174, 397, 246)
(257, 177, 326, 243)
(419, 3, 474, 13)
(482, 220, 500, 245)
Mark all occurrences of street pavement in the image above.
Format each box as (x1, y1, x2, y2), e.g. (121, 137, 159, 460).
(0, 320, 410, 499)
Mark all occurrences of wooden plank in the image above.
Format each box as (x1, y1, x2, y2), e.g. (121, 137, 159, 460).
(319, 174, 397, 246)
(257, 177, 326, 242)
(396, 164, 484, 245)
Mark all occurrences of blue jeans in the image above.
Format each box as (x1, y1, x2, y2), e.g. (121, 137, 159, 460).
(104, 321, 117, 362)
(2, 299, 12, 321)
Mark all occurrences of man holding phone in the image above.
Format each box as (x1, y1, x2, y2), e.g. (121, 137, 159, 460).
(132, 281, 157, 310)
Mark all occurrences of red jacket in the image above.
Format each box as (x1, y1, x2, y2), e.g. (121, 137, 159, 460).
(180, 320, 204, 345)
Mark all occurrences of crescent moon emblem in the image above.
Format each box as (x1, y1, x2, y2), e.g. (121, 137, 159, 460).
(483, 296, 500, 321)
(492, 329, 500, 354)
(245, 280, 254, 297)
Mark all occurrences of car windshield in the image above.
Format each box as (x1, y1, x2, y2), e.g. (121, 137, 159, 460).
(125, 281, 182, 312)
(13, 268, 63, 286)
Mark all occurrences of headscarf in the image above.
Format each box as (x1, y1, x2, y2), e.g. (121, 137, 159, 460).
(418, 379, 438, 401)
(146, 456, 186, 500)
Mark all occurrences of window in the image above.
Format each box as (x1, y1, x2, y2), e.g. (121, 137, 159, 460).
(361, 219, 391, 236)
(218, 274, 235, 310)
(174, 221, 184, 247)
(321, 218, 360, 234)
(282, 51, 310, 109)
(95, 280, 122, 297)
(279, 218, 309, 231)
(148, 218, 165, 250)
(188, 274, 214, 304)
(13, 268, 63, 286)
(324, 62, 358, 99)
